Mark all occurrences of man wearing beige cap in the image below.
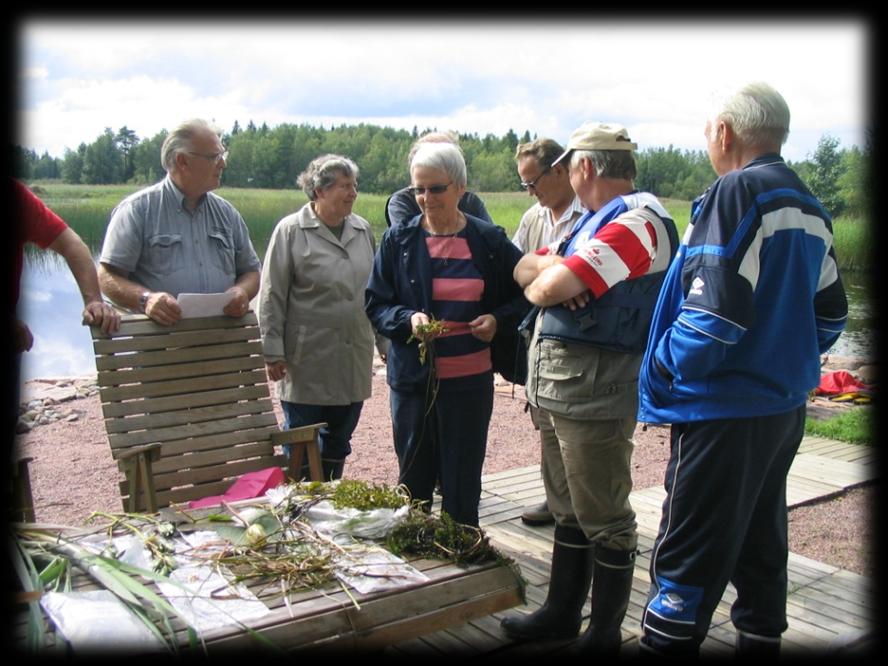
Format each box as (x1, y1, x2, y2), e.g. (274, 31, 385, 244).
(501, 122, 678, 655)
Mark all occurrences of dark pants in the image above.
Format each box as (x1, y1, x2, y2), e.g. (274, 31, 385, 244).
(280, 401, 364, 462)
(390, 380, 493, 527)
(640, 406, 806, 655)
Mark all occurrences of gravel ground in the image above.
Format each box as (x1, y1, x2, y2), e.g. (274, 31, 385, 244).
(14, 371, 875, 578)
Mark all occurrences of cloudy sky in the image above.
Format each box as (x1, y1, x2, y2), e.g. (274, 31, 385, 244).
(17, 16, 870, 163)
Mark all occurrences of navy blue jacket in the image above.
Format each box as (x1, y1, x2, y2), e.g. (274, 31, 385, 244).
(365, 214, 529, 391)
(385, 188, 493, 227)
(638, 155, 848, 423)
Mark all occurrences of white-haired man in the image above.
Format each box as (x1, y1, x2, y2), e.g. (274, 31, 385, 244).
(637, 82, 848, 657)
(98, 118, 260, 325)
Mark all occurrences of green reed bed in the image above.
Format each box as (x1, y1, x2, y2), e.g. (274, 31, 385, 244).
(831, 216, 871, 272)
(27, 182, 870, 272)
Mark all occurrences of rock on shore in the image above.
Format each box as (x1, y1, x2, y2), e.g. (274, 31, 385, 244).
(16, 376, 101, 433)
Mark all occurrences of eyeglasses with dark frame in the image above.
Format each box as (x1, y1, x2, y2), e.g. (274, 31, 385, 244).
(407, 182, 452, 196)
(188, 150, 229, 164)
(519, 165, 552, 190)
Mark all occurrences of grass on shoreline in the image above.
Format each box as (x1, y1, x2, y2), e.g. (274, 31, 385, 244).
(25, 181, 870, 271)
(805, 407, 873, 446)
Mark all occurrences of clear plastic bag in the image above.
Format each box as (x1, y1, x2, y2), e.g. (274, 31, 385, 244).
(305, 501, 411, 540)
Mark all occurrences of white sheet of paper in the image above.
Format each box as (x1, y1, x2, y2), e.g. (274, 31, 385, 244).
(156, 565, 269, 634)
(41, 590, 167, 652)
(334, 547, 430, 594)
(177, 292, 234, 319)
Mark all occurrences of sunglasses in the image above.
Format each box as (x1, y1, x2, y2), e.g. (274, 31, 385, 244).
(520, 165, 552, 190)
(407, 182, 452, 196)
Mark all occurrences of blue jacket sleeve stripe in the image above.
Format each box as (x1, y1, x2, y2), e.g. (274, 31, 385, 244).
(723, 189, 832, 262)
(724, 204, 761, 259)
(684, 244, 730, 259)
(677, 306, 746, 345)
(758, 187, 833, 219)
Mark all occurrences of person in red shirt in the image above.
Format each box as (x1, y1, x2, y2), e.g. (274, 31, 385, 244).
(12, 178, 120, 353)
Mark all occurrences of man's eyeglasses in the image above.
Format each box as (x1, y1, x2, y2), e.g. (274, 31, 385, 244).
(407, 182, 452, 196)
(520, 165, 552, 190)
(188, 150, 229, 164)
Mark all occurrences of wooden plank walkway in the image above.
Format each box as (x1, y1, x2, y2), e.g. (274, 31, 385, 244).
(385, 436, 878, 657)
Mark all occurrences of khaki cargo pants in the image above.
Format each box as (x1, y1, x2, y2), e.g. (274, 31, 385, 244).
(538, 408, 638, 552)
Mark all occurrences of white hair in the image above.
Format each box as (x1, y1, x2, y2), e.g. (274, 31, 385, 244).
(407, 130, 461, 166)
(410, 142, 467, 188)
(160, 118, 223, 171)
(711, 81, 791, 147)
(570, 149, 636, 180)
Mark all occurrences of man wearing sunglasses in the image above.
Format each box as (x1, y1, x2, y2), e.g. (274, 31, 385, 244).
(510, 138, 586, 528)
(98, 118, 260, 325)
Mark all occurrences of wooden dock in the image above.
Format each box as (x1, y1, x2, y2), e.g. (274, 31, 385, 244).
(385, 436, 878, 658)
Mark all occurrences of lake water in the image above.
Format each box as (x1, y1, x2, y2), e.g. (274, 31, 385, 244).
(15, 253, 877, 385)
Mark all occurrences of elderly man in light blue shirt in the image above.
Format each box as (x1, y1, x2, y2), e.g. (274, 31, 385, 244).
(99, 118, 261, 326)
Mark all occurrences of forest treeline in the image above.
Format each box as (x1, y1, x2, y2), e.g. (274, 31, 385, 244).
(14, 120, 871, 218)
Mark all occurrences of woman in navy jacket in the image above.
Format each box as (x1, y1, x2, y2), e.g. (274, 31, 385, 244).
(365, 142, 528, 526)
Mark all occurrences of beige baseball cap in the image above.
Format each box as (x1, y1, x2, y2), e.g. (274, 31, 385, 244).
(552, 122, 638, 165)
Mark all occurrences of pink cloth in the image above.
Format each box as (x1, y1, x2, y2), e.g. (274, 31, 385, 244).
(188, 466, 285, 509)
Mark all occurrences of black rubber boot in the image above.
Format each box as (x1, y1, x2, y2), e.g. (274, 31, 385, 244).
(500, 525, 594, 641)
(321, 458, 345, 481)
(736, 630, 781, 657)
(521, 499, 555, 526)
(570, 544, 636, 655)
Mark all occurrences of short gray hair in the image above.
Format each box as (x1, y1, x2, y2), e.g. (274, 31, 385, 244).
(570, 149, 637, 180)
(297, 154, 360, 200)
(410, 142, 467, 188)
(160, 118, 223, 172)
(714, 81, 791, 147)
(407, 130, 461, 166)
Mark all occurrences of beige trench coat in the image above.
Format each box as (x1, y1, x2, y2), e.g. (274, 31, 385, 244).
(258, 202, 382, 405)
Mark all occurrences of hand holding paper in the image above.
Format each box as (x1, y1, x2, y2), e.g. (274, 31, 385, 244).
(222, 285, 251, 317)
(177, 292, 236, 319)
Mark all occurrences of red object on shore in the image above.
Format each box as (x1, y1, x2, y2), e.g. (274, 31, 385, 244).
(814, 370, 871, 397)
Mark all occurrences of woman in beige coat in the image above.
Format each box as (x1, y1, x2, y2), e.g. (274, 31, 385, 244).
(258, 154, 385, 480)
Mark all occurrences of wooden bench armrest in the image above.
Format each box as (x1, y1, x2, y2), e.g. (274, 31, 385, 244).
(118, 443, 162, 512)
(270, 422, 327, 447)
(118, 442, 163, 463)
(270, 422, 325, 483)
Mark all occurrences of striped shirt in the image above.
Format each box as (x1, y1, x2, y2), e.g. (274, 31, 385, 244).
(538, 192, 674, 296)
(424, 230, 491, 386)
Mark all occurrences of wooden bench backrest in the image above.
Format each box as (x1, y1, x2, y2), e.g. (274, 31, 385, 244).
(91, 312, 288, 509)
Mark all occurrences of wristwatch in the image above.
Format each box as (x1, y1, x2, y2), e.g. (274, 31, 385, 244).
(138, 291, 151, 313)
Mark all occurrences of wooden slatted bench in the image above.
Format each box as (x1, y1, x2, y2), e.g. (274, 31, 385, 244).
(90, 311, 324, 511)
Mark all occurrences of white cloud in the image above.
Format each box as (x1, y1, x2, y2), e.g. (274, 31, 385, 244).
(17, 19, 870, 161)
(21, 287, 52, 303)
(20, 333, 97, 381)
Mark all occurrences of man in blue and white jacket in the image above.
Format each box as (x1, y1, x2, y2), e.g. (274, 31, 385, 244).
(637, 82, 848, 658)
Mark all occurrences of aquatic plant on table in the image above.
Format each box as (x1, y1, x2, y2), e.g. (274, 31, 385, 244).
(11, 479, 525, 654)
